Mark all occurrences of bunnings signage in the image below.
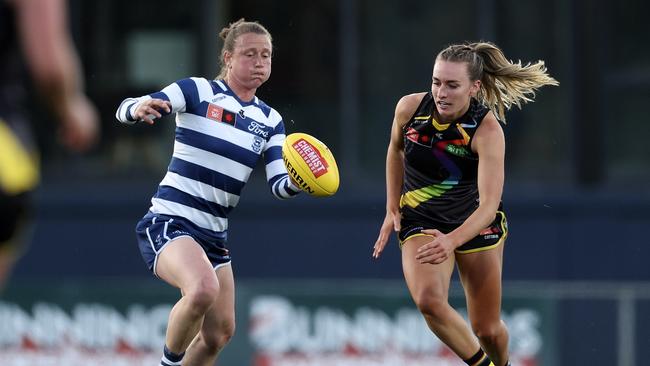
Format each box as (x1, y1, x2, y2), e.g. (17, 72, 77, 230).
(245, 291, 547, 366)
(0, 280, 553, 365)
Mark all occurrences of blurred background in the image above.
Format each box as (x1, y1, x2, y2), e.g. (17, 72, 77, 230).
(2, 0, 649, 365)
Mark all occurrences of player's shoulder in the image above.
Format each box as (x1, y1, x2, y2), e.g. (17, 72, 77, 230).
(255, 97, 280, 121)
(187, 76, 210, 83)
(477, 110, 501, 132)
(474, 110, 504, 146)
(171, 76, 204, 84)
(172, 76, 213, 91)
(395, 92, 428, 123)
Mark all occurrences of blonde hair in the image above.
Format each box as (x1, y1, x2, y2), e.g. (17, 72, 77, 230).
(437, 41, 559, 122)
(216, 18, 272, 79)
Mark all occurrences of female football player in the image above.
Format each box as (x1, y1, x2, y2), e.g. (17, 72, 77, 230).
(373, 42, 557, 366)
(115, 19, 301, 366)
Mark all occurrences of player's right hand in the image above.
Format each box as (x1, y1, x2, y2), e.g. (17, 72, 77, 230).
(59, 94, 99, 152)
(133, 99, 171, 125)
(373, 210, 401, 259)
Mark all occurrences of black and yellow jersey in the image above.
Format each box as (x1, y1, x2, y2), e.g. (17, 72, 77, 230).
(0, 2, 39, 195)
(400, 92, 496, 226)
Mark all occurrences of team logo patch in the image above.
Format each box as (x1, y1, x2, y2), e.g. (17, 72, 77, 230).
(405, 127, 433, 147)
(252, 136, 263, 153)
(292, 138, 329, 178)
(206, 103, 236, 126)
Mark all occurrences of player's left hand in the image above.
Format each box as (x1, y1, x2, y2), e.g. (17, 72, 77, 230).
(415, 229, 455, 264)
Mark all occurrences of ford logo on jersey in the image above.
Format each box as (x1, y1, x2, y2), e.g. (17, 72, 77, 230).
(247, 121, 270, 138)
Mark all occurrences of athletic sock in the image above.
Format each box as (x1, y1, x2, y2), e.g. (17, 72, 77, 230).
(464, 348, 494, 366)
(160, 344, 185, 366)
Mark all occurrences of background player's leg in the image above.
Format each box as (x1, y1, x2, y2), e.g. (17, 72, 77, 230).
(0, 191, 31, 294)
(402, 235, 481, 360)
(457, 243, 509, 366)
(0, 245, 16, 291)
(182, 264, 236, 365)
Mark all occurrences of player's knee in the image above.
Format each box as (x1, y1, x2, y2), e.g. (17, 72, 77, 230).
(185, 279, 220, 313)
(412, 291, 448, 320)
(216, 320, 236, 348)
(204, 320, 236, 352)
(472, 321, 505, 346)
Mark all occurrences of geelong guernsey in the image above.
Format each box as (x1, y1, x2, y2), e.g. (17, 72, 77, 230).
(116, 78, 300, 234)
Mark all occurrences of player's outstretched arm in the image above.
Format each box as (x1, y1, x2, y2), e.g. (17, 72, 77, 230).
(373, 93, 423, 259)
(115, 78, 199, 125)
(15, 0, 99, 151)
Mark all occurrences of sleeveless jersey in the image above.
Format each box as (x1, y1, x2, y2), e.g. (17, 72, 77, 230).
(0, 2, 40, 195)
(115, 78, 300, 235)
(400, 92, 491, 226)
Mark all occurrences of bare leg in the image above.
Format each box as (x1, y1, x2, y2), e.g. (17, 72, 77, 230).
(183, 264, 236, 366)
(457, 243, 509, 366)
(402, 235, 480, 359)
(156, 237, 221, 354)
(0, 246, 16, 292)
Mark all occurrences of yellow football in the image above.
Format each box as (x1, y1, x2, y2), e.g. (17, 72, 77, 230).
(282, 133, 339, 197)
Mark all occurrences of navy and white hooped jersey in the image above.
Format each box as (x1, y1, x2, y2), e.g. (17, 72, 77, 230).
(115, 77, 300, 234)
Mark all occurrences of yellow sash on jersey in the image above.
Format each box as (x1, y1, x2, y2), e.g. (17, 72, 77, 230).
(0, 119, 39, 195)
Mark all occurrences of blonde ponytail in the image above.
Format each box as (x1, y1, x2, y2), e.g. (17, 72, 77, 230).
(437, 41, 558, 122)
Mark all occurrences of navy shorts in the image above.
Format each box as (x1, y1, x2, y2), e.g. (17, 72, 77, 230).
(135, 212, 231, 276)
(398, 211, 508, 254)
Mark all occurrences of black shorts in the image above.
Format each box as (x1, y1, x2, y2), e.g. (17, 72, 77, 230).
(0, 190, 32, 248)
(398, 211, 508, 253)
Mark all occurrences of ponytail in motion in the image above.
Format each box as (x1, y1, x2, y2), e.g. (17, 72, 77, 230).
(437, 42, 559, 122)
